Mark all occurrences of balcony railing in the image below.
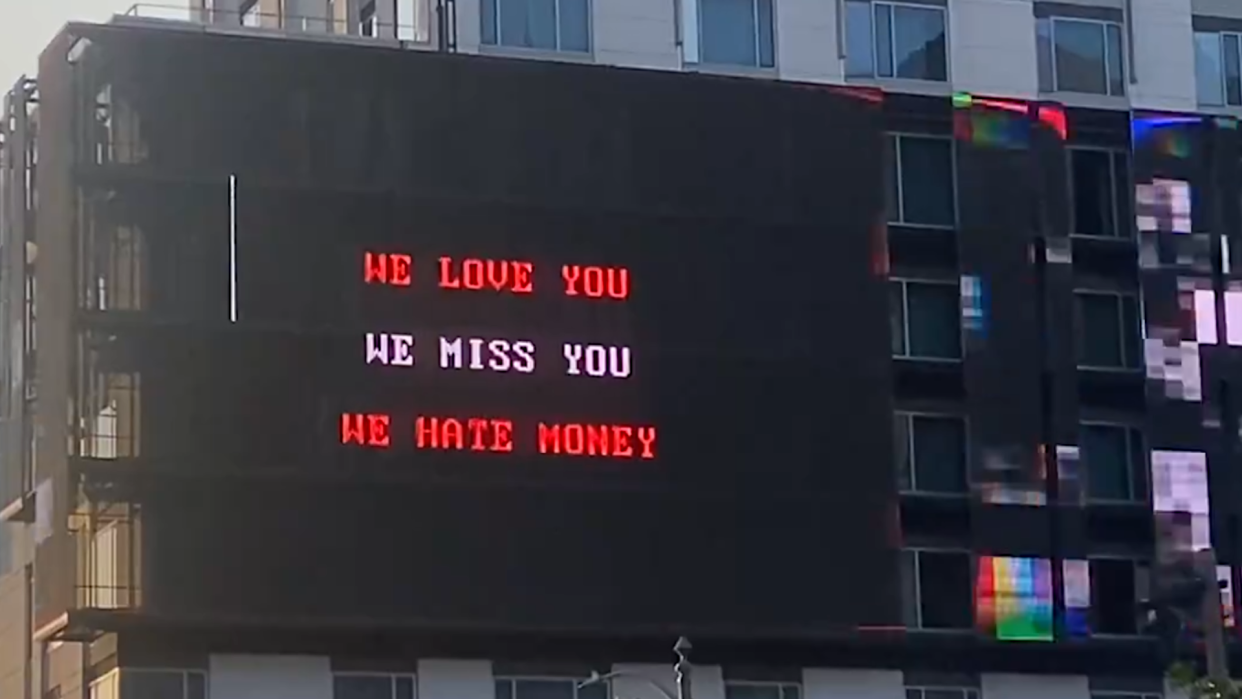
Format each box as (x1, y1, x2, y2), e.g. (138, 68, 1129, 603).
(71, 503, 141, 611)
(117, 3, 433, 46)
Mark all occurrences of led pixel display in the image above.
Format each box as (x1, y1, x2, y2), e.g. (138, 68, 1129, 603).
(975, 555, 1053, 641)
(88, 22, 901, 635)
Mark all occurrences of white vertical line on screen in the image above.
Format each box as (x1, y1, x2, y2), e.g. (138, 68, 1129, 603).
(229, 174, 238, 323)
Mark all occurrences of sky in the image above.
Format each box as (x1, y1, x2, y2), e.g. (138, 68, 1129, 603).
(0, 0, 135, 89)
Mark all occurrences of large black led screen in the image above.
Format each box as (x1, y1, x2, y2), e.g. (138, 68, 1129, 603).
(81, 24, 900, 635)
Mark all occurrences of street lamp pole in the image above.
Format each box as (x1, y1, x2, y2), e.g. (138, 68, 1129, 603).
(673, 637, 693, 699)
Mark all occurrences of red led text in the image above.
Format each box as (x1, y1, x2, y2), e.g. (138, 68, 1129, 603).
(439, 257, 534, 294)
(416, 416, 515, 453)
(367, 333, 416, 366)
(562, 264, 629, 300)
(537, 423, 656, 459)
(341, 413, 392, 447)
(563, 343, 631, 378)
(440, 336, 535, 373)
(364, 252, 412, 286)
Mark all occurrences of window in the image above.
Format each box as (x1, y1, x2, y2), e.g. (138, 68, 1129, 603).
(725, 683, 801, 699)
(496, 678, 608, 699)
(481, 0, 591, 53)
(90, 670, 207, 699)
(901, 549, 973, 630)
(240, 0, 260, 26)
(1079, 422, 1147, 503)
(1089, 558, 1150, 635)
(1091, 693, 1160, 699)
(698, 0, 775, 68)
(360, 0, 379, 36)
(905, 688, 979, 699)
(886, 134, 956, 228)
(895, 412, 969, 494)
(395, 0, 429, 41)
(90, 521, 120, 609)
(845, 1, 947, 82)
(891, 280, 962, 360)
(335, 674, 416, 699)
(1069, 148, 1132, 238)
(1036, 17, 1126, 96)
(1075, 291, 1142, 369)
(1195, 31, 1242, 107)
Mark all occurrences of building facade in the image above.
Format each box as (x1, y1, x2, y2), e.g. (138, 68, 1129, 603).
(1, 1, 1242, 699)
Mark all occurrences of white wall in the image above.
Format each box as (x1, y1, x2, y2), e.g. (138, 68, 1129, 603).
(775, 0, 844, 84)
(803, 668, 904, 699)
(949, 0, 1038, 98)
(208, 655, 333, 699)
(1129, 0, 1197, 112)
(419, 660, 496, 699)
(198, 655, 1112, 699)
(981, 673, 1089, 699)
(592, 0, 681, 71)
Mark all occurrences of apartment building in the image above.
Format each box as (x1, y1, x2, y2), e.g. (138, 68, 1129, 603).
(0, 1, 1241, 699)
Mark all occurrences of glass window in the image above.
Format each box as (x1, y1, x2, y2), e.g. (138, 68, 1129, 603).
(481, 0, 591, 52)
(845, 1, 875, 77)
(122, 671, 207, 699)
(1080, 423, 1146, 502)
(496, 678, 606, 699)
(335, 675, 416, 699)
(1075, 292, 1141, 369)
(725, 684, 802, 699)
(1090, 558, 1149, 635)
(888, 135, 955, 227)
(1227, 34, 1242, 105)
(903, 550, 973, 630)
(892, 280, 961, 360)
(1196, 32, 1225, 107)
(895, 413, 968, 494)
(846, 2, 947, 81)
(1036, 18, 1054, 93)
(1039, 18, 1126, 96)
(241, 0, 261, 26)
(890, 281, 906, 356)
(1069, 148, 1130, 238)
(892, 5, 947, 81)
(701, 0, 776, 68)
(359, 0, 378, 35)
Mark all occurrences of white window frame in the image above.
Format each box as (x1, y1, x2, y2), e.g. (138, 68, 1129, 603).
(850, 1, 949, 83)
(334, 672, 418, 699)
(1085, 555, 1151, 638)
(1073, 289, 1144, 371)
(1039, 17, 1127, 96)
(902, 547, 974, 632)
(1078, 420, 1147, 504)
(1066, 145, 1132, 240)
(481, 0, 594, 54)
(891, 277, 964, 362)
(894, 410, 971, 496)
(887, 133, 958, 229)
